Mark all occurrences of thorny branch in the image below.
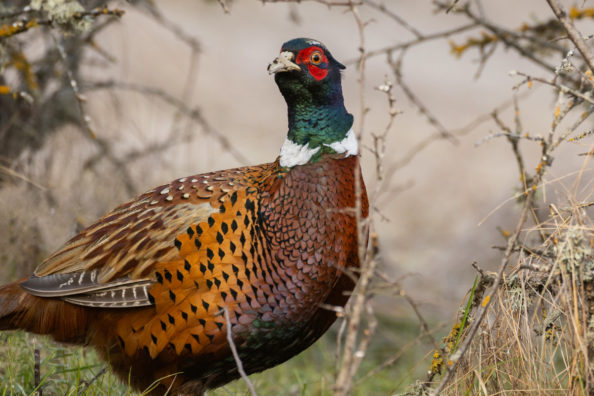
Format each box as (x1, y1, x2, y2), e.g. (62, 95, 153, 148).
(426, 4, 594, 393)
(429, 145, 543, 396)
(136, 1, 201, 53)
(261, 0, 363, 5)
(348, 23, 479, 64)
(388, 53, 457, 143)
(434, 0, 559, 73)
(363, 0, 422, 38)
(546, 0, 594, 74)
(0, 6, 124, 38)
(334, 3, 375, 395)
(84, 80, 249, 165)
(512, 70, 594, 106)
(51, 31, 95, 138)
(490, 101, 546, 244)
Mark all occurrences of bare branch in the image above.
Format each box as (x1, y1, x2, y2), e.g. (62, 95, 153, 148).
(223, 307, 258, 396)
(84, 80, 250, 165)
(364, 0, 422, 38)
(51, 31, 96, 138)
(217, 0, 231, 14)
(348, 23, 479, 64)
(78, 367, 107, 394)
(512, 70, 594, 106)
(546, 0, 594, 74)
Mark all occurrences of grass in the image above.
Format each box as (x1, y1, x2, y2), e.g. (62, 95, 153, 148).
(0, 331, 129, 395)
(0, 314, 431, 395)
(2, 211, 590, 395)
(430, 210, 594, 395)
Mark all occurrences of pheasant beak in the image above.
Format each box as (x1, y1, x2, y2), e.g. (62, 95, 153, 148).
(267, 51, 301, 75)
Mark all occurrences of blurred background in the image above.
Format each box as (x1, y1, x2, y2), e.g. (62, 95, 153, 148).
(0, 0, 592, 394)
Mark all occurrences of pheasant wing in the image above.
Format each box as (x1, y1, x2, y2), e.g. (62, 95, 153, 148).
(20, 164, 275, 309)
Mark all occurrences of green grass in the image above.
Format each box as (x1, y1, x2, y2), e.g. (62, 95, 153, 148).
(0, 331, 131, 395)
(0, 314, 431, 395)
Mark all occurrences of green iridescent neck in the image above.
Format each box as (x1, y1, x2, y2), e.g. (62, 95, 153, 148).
(276, 67, 353, 149)
(287, 102, 353, 148)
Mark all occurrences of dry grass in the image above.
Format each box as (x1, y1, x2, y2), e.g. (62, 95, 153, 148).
(422, 195, 593, 395)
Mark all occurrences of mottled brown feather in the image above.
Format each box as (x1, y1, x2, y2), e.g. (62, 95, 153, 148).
(0, 155, 367, 395)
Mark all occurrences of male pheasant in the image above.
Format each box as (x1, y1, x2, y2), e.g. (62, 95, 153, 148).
(0, 38, 368, 395)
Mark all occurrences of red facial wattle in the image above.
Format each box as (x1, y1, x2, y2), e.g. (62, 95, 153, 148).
(296, 46, 329, 81)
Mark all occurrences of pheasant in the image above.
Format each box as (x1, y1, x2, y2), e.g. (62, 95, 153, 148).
(0, 38, 368, 395)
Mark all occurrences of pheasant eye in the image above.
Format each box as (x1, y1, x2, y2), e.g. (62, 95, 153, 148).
(310, 51, 322, 65)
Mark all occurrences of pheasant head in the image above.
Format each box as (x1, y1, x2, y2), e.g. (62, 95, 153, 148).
(268, 38, 357, 167)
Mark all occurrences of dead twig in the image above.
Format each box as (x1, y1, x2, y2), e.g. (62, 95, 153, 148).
(0, 165, 47, 190)
(77, 366, 107, 394)
(0, 6, 124, 38)
(389, 53, 458, 144)
(261, 0, 362, 5)
(223, 307, 258, 396)
(334, 3, 376, 395)
(84, 80, 249, 165)
(545, 0, 594, 74)
(347, 23, 479, 64)
(511, 70, 594, 106)
(363, 0, 422, 38)
(138, 1, 201, 53)
(217, 0, 231, 14)
(51, 31, 95, 138)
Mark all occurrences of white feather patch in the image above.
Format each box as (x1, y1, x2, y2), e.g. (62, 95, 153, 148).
(279, 138, 321, 167)
(323, 128, 358, 156)
(279, 128, 358, 168)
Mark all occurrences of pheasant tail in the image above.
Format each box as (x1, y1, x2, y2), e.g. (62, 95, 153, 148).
(0, 279, 90, 342)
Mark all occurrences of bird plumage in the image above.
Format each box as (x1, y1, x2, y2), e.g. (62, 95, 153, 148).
(0, 38, 368, 395)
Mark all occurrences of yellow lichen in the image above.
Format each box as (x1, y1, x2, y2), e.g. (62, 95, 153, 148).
(430, 350, 444, 374)
(11, 51, 39, 92)
(568, 129, 594, 142)
(481, 295, 490, 307)
(0, 18, 39, 38)
(26, 18, 38, 29)
(449, 32, 498, 58)
(442, 322, 461, 353)
(569, 6, 594, 19)
(0, 22, 25, 37)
